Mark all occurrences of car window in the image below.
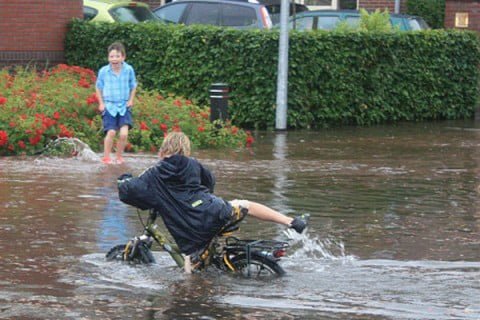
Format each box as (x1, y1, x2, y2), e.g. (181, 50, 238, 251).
(154, 3, 188, 23)
(317, 16, 341, 30)
(290, 16, 314, 30)
(185, 3, 220, 25)
(344, 16, 360, 28)
(109, 6, 158, 22)
(390, 17, 406, 30)
(266, 4, 308, 25)
(83, 6, 98, 21)
(221, 4, 257, 27)
(407, 18, 428, 30)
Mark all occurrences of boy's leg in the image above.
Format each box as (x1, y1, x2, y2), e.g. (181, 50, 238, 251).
(102, 111, 117, 163)
(246, 201, 293, 226)
(115, 125, 129, 162)
(231, 200, 308, 233)
(103, 130, 116, 161)
(115, 109, 132, 163)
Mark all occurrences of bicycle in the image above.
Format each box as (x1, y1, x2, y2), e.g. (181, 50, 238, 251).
(105, 208, 291, 278)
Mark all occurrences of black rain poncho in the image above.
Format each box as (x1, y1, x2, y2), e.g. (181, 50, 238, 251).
(118, 154, 232, 255)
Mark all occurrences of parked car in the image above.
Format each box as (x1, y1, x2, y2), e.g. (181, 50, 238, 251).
(258, 0, 309, 25)
(288, 10, 430, 31)
(153, 0, 276, 29)
(83, 0, 159, 23)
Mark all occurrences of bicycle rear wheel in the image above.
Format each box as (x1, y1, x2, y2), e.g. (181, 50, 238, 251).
(106, 243, 155, 264)
(230, 252, 285, 278)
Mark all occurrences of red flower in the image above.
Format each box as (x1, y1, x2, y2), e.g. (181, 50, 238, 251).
(78, 78, 91, 88)
(160, 123, 168, 132)
(53, 111, 60, 120)
(152, 119, 159, 125)
(59, 124, 73, 138)
(197, 126, 205, 132)
(246, 135, 254, 147)
(29, 135, 42, 146)
(9, 121, 15, 128)
(18, 140, 26, 149)
(0, 130, 8, 146)
(173, 99, 182, 107)
(140, 121, 150, 131)
(86, 93, 98, 105)
(231, 126, 238, 134)
(164, 115, 170, 121)
(0, 96, 6, 105)
(185, 100, 192, 105)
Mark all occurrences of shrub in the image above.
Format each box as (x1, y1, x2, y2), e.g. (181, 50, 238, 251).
(65, 21, 480, 129)
(407, 0, 445, 29)
(0, 64, 252, 156)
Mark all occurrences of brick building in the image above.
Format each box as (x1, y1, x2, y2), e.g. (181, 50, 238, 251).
(0, 0, 82, 67)
(445, 0, 480, 31)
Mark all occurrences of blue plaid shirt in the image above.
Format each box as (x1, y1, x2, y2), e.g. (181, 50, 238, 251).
(96, 62, 137, 117)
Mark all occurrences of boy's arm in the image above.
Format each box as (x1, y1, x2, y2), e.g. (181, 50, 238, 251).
(96, 68, 105, 112)
(127, 86, 136, 108)
(127, 66, 137, 107)
(96, 87, 105, 112)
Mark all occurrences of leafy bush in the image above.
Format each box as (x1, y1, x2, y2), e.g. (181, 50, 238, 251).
(407, 0, 445, 29)
(65, 20, 480, 128)
(0, 64, 252, 156)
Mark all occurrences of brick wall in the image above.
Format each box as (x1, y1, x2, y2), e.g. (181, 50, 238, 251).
(445, 0, 480, 31)
(358, 0, 407, 13)
(0, 0, 82, 67)
(139, 0, 163, 9)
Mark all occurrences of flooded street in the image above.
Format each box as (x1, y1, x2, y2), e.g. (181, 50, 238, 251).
(1, 120, 479, 319)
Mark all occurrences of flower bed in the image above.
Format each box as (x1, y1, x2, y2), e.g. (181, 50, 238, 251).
(0, 64, 252, 156)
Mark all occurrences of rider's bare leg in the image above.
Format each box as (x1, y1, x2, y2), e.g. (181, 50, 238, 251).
(247, 201, 293, 226)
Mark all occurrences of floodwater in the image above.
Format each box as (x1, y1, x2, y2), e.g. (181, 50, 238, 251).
(1, 120, 479, 320)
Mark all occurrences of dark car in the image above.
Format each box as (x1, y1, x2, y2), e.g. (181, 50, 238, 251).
(289, 10, 430, 31)
(153, 0, 274, 29)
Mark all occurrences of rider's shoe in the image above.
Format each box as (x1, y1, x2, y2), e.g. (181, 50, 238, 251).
(290, 214, 309, 234)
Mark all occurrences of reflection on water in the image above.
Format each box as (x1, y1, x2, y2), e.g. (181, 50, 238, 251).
(0, 121, 479, 319)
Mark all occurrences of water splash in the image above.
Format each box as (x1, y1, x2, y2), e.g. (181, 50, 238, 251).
(283, 228, 356, 262)
(39, 137, 100, 162)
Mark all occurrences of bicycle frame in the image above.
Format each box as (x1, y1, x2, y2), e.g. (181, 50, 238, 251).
(137, 209, 290, 275)
(143, 210, 185, 268)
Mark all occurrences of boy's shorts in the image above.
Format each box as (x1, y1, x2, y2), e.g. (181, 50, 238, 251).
(102, 108, 133, 133)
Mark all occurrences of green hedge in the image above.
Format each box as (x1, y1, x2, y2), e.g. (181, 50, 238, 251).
(65, 20, 480, 128)
(407, 0, 445, 29)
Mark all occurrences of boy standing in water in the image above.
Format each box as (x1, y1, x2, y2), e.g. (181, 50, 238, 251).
(118, 132, 308, 272)
(96, 42, 137, 164)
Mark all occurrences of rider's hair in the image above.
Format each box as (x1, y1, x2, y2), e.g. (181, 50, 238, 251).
(108, 42, 126, 56)
(159, 132, 191, 157)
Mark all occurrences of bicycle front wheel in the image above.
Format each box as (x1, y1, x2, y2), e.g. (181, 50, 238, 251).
(230, 252, 285, 278)
(105, 243, 155, 264)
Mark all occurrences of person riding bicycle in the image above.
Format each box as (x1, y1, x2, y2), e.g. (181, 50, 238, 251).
(117, 132, 308, 271)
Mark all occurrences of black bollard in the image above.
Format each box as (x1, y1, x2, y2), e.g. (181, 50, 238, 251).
(209, 83, 229, 122)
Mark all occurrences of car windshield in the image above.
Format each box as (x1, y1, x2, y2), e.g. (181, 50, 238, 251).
(408, 17, 429, 30)
(109, 6, 158, 22)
